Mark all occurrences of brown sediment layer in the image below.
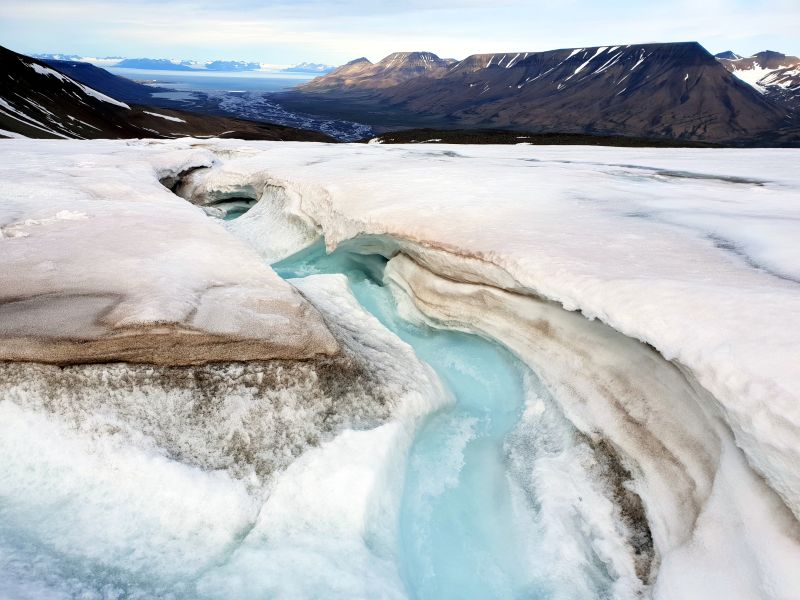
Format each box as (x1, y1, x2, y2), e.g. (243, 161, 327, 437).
(0, 354, 393, 483)
(0, 324, 338, 366)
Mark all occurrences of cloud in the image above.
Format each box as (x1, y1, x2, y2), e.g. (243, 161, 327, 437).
(1, 0, 798, 63)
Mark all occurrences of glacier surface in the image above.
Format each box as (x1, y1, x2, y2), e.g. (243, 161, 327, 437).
(1, 138, 799, 599)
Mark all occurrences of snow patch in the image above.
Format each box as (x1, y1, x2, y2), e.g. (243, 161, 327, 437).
(25, 61, 130, 109)
(143, 111, 187, 123)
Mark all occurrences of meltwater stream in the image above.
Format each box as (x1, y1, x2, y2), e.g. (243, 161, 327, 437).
(274, 240, 544, 599)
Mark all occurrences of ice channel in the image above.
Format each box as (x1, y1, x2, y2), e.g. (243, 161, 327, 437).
(274, 239, 554, 599)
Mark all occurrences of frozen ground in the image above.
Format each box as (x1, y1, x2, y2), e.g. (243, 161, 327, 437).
(1, 138, 799, 598)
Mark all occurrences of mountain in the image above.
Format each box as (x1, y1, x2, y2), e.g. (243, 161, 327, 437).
(42, 58, 168, 103)
(113, 58, 196, 70)
(714, 51, 743, 60)
(33, 53, 123, 65)
(283, 42, 795, 144)
(33, 53, 84, 61)
(301, 52, 452, 91)
(285, 62, 336, 74)
(0, 46, 333, 141)
(716, 50, 800, 111)
(205, 60, 261, 71)
(34, 53, 337, 74)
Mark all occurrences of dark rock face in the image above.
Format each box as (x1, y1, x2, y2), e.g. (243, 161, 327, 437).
(0, 45, 334, 141)
(285, 43, 796, 144)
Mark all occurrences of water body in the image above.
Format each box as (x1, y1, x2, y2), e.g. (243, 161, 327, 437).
(107, 67, 316, 93)
(274, 240, 543, 598)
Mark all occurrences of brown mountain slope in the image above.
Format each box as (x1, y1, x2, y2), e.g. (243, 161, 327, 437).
(300, 52, 451, 92)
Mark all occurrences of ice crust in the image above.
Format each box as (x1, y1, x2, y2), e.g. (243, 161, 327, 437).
(1, 138, 799, 597)
(0, 140, 337, 363)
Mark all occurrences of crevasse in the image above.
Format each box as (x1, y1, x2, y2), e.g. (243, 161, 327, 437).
(273, 240, 620, 598)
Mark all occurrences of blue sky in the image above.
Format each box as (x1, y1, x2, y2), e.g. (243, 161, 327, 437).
(1, 0, 798, 65)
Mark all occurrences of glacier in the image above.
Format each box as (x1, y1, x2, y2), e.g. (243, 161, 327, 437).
(0, 138, 799, 599)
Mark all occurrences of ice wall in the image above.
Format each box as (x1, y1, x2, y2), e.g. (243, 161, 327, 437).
(385, 251, 800, 599)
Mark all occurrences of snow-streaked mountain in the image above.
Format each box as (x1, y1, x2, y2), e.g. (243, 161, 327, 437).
(0, 46, 333, 141)
(32, 53, 123, 66)
(714, 50, 743, 60)
(289, 43, 794, 144)
(33, 52, 338, 74)
(112, 58, 261, 71)
(205, 60, 262, 71)
(285, 62, 336, 74)
(113, 57, 196, 71)
(716, 50, 800, 111)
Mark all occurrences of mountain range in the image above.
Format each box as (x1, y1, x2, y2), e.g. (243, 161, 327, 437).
(278, 42, 799, 145)
(7, 43, 800, 146)
(284, 62, 337, 73)
(32, 53, 336, 74)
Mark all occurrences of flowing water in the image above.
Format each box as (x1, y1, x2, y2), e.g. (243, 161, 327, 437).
(274, 240, 542, 599)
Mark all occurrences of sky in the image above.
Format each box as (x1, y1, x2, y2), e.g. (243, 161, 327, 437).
(1, 0, 798, 65)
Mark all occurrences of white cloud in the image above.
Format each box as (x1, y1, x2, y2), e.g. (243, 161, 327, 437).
(1, 0, 798, 63)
